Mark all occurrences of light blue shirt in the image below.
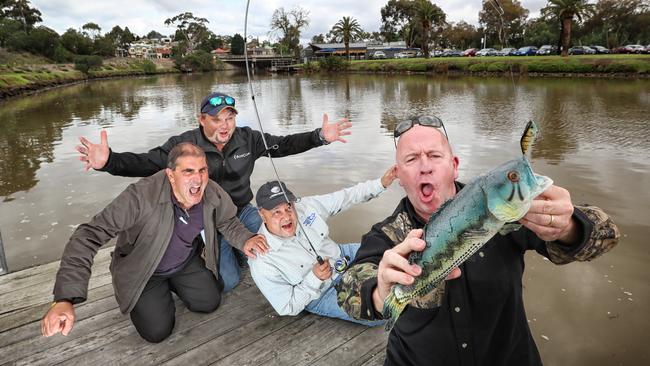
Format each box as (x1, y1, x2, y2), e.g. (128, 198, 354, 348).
(249, 179, 386, 316)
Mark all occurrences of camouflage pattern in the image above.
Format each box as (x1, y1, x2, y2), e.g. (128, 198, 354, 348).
(546, 205, 620, 264)
(380, 212, 413, 245)
(336, 262, 380, 320)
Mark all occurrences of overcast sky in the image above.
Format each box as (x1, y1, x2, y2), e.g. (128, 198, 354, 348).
(31, 0, 548, 43)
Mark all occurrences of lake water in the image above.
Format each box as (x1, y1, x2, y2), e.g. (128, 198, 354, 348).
(0, 72, 648, 365)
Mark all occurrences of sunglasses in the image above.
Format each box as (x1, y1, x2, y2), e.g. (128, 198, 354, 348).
(202, 95, 235, 113)
(393, 115, 449, 146)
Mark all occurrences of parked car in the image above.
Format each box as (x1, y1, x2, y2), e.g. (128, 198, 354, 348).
(372, 51, 386, 59)
(476, 48, 498, 56)
(515, 46, 538, 56)
(394, 52, 408, 59)
(462, 48, 477, 57)
(568, 46, 595, 55)
(497, 47, 517, 56)
(589, 45, 610, 54)
(536, 45, 558, 55)
(442, 49, 463, 57)
(615, 44, 645, 54)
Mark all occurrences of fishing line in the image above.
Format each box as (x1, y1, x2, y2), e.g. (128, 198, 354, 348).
(490, 0, 517, 90)
(244, 0, 324, 264)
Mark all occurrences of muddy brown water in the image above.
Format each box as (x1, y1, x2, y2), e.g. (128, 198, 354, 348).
(0, 72, 648, 365)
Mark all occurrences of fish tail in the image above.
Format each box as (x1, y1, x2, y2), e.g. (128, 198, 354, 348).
(520, 120, 539, 156)
(382, 290, 409, 331)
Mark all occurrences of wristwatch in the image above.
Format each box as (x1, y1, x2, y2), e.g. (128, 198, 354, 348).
(318, 128, 330, 145)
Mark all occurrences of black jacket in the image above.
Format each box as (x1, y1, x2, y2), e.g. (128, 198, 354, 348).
(340, 182, 619, 366)
(100, 126, 324, 210)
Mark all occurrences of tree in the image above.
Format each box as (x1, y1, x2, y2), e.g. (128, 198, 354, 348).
(329, 16, 364, 59)
(479, 0, 529, 48)
(146, 30, 164, 40)
(413, 0, 445, 58)
(582, 0, 650, 48)
(60, 28, 93, 55)
(164, 12, 209, 55)
(269, 6, 310, 58)
(441, 21, 480, 49)
(311, 33, 325, 44)
(542, 0, 594, 56)
(523, 17, 558, 47)
(231, 33, 245, 55)
(1, 0, 41, 31)
(380, 0, 417, 42)
(82, 22, 101, 39)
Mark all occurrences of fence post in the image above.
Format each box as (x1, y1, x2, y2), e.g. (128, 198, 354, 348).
(0, 229, 8, 275)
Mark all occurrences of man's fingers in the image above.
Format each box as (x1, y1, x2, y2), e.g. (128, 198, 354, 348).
(446, 267, 462, 280)
(381, 267, 417, 286)
(60, 315, 74, 336)
(321, 113, 329, 127)
(337, 138, 348, 143)
(244, 247, 256, 259)
(382, 249, 421, 277)
(78, 136, 91, 147)
(339, 130, 352, 136)
(99, 130, 108, 146)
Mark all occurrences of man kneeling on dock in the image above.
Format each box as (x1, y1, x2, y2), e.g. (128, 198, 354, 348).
(248, 166, 396, 325)
(41, 143, 267, 343)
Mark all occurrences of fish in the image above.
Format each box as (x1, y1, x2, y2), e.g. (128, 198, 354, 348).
(382, 120, 553, 331)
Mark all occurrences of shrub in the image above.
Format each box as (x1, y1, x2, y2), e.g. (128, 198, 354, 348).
(319, 56, 348, 72)
(141, 60, 157, 74)
(74, 55, 103, 74)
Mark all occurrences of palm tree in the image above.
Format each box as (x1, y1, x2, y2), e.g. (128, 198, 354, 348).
(330, 16, 364, 60)
(543, 0, 594, 57)
(413, 0, 445, 58)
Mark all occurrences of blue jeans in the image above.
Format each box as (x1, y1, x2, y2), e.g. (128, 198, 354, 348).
(304, 243, 385, 327)
(219, 204, 262, 293)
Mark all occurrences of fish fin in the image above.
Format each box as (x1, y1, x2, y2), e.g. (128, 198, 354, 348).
(459, 227, 490, 241)
(520, 120, 539, 157)
(382, 288, 409, 332)
(499, 222, 522, 235)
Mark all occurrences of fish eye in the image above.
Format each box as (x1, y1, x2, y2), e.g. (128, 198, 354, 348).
(507, 171, 520, 182)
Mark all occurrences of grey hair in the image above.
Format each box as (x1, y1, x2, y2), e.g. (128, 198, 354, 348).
(167, 142, 206, 169)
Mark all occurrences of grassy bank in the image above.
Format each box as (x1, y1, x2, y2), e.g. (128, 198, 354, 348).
(305, 54, 650, 76)
(0, 51, 177, 99)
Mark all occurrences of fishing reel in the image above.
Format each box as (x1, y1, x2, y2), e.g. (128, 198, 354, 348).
(334, 256, 351, 274)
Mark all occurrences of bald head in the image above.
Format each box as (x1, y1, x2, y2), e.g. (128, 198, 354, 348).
(394, 125, 459, 221)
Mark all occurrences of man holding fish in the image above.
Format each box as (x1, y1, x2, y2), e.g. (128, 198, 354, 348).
(337, 116, 620, 365)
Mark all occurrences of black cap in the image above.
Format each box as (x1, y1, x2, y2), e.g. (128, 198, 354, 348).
(256, 181, 296, 210)
(199, 92, 238, 116)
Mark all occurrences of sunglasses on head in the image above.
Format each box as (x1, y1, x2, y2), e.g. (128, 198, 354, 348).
(393, 115, 449, 146)
(202, 95, 235, 113)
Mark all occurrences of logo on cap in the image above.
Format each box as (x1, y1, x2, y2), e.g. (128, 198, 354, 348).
(271, 186, 281, 194)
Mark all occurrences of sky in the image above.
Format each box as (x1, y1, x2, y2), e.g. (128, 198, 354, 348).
(31, 0, 549, 44)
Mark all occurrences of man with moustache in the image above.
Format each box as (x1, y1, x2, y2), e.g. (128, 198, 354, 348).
(75, 91, 351, 292)
(337, 116, 620, 365)
(41, 143, 268, 343)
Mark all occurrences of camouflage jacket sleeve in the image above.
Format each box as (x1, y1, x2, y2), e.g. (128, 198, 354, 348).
(542, 204, 620, 264)
(336, 210, 415, 320)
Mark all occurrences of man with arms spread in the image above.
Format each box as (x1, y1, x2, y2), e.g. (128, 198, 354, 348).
(337, 116, 620, 365)
(76, 91, 350, 292)
(42, 143, 268, 343)
(249, 166, 396, 325)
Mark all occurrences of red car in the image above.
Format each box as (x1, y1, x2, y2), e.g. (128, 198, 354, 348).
(462, 48, 477, 57)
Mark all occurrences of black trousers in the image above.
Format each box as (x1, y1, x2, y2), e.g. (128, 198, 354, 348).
(129, 252, 223, 343)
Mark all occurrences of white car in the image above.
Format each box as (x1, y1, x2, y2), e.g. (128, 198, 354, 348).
(394, 52, 408, 59)
(372, 51, 386, 59)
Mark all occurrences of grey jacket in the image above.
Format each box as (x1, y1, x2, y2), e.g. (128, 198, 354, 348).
(53, 170, 254, 313)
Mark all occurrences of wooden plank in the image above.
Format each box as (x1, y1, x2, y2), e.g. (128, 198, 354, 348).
(0, 271, 112, 315)
(78, 285, 272, 365)
(0, 282, 115, 335)
(0, 249, 111, 294)
(22, 283, 258, 366)
(210, 314, 364, 366)
(0, 247, 112, 286)
(162, 312, 303, 366)
(310, 327, 389, 366)
(359, 348, 387, 366)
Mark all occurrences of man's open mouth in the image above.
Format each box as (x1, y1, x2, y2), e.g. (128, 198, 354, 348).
(189, 186, 201, 196)
(419, 183, 435, 202)
(281, 222, 293, 231)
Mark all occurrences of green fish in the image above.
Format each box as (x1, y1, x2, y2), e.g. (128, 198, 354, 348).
(382, 121, 552, 331)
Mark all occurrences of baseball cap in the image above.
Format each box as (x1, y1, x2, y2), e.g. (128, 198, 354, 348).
(200, 92, 238, 116)
(256, 181, 296, 210)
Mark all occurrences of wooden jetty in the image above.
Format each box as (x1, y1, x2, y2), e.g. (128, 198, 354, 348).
(0, 248, 388, 365)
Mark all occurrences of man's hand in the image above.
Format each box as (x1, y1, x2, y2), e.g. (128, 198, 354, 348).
(372, 229, 461, 312)
(41, 301, 76, 337)
(520, 185, 577, 244)
(312, 258, 332, 280)
(320, 113, 352, 144)
(76, 130, 110, 171)
(381, 164, 398, 188)
(242, 234, 269, 259)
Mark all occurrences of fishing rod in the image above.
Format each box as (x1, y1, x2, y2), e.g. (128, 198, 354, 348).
(243, 0, 325, 265)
